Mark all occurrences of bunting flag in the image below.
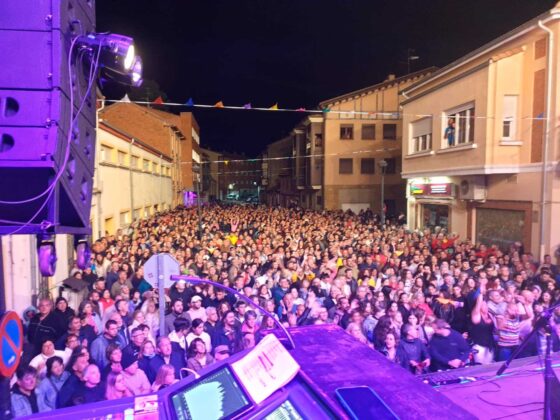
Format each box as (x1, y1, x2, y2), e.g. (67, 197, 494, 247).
(101, 98, 548, 121)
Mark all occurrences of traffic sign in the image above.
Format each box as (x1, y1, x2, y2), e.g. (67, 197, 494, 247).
(143, 253, 180, 288)
(0, 311, 23, 377)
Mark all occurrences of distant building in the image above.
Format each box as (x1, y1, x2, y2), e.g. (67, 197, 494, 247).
(263, 135, 296, 207)
(401, 3, 560, 257)
(200, 147, 221, 201)
(318, 68, 436, 215)
(217, 152, 261, 200)
(263, 116, 324, 209)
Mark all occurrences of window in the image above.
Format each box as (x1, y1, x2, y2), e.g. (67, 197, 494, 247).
(314, 133, 323, 147)
(143, 159, 150, 171)
(502, 95, 518, 140)
(153, 163, 159, 174)
(100, 144, 113, 162)
(384, 158, 397, 174)
(340, 125, 354, 140)
(339, 158, 353, 174)
(131, 155, 139, 169)
(360, 158, 375, 174)
(362, 124, 376, 140)
(119, 211, 130, 226)
(410, 118, 432, 153)
(383, 124, 397, 140)
(445, 104, 475, 147)
(117, 151, 127, 166)
(133, 208, 141, 221)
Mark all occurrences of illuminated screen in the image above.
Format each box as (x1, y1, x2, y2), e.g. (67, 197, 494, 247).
(171, 366, 251, 420)
(264, 400, 304, 420)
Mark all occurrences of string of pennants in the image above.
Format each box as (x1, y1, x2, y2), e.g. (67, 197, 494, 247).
(102, 97, 548, 121)
(106, 97, 400, 119)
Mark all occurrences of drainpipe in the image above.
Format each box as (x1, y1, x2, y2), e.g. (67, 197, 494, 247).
(129, 139, 135, 222)
(96, 99, 105, 239)
(537, 20, 553, 261)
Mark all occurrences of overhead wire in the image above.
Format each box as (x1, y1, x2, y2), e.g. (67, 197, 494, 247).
(99, 98, 549, 121)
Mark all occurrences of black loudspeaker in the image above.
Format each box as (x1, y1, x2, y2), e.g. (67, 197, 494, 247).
(0, 0, 96, 235)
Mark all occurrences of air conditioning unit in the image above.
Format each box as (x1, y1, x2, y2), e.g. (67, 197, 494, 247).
(459, 176, 487, 201)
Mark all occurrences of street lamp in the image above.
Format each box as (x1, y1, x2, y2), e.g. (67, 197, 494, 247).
(379, 159, 388, 227)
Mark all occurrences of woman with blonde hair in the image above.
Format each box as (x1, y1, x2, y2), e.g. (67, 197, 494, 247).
(105, 372, 133, 400)
(151, 364, 178, 392)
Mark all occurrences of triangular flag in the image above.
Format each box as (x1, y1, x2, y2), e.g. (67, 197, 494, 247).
(153, 96, 164, 105)
(322, 107, 331, 113)
(214, 101, 224, 108)
(269, 103, 278, 110)
(243, 103, 252, 109)
(296, 107, 306, 112)
(185, 98, 194, 107)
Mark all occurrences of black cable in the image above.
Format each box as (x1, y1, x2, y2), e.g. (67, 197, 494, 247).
(490, 408, 543, 420)
(476, 380, 544, 408)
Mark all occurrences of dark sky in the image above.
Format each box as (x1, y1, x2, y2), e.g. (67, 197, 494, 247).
(97, 0, 556, 156)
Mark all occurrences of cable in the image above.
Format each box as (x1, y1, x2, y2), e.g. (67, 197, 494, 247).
(3, 34, 102, 233)
(476, 379, 544, 408)
(0, 35, 100, 206)
(100, 98, 550, 121)
(490, 408, 543, 420)
(179, 147, 397, 166)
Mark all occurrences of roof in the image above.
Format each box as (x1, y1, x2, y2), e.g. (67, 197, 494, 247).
(319, 67, 438, 107)
(101, 102, 197, 139)
(403, 4, 560, 96)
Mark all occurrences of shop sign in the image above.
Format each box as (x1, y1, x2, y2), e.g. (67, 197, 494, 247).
(410, 183, 454, 197)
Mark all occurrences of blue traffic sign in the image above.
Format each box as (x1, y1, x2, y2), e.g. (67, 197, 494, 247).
(0, 311, 23, 377)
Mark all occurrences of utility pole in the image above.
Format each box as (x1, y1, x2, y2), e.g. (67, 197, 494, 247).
(379, 159, 388, 228)
(196, 171, 202, 240)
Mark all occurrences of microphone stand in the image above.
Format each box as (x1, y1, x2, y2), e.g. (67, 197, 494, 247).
(495, 301, 560, 419)
(170, 275, 296, 350)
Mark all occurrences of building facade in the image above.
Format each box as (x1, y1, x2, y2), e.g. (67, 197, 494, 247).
(200, 147, 221, 201)
(93, 122, 173, 238)
(217, 152, 261, 200)
(319, 69, 436, 214)
(99, 102, 201, 207)
(294, 116, 324, 209)
(401, 4, 560, 257)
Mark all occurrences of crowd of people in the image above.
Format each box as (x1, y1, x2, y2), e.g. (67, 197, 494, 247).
(11, 204, 560, 417)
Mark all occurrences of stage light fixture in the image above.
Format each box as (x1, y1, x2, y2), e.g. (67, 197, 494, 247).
(78, 33, 142, 87)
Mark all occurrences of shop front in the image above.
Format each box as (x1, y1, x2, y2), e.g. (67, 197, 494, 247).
(422, 203, 450, 230)
(407, 179, 456, 232)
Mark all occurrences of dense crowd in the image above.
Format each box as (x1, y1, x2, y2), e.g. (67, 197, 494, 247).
(11, 204, 560, 417)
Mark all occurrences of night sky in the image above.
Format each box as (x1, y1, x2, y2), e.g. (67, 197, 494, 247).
(97, 0, 557, 156)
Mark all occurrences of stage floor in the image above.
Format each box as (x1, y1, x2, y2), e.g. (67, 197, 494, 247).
(435, 353, 560, 419)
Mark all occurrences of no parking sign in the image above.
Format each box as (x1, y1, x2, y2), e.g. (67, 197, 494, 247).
(0, 311, 23, 377)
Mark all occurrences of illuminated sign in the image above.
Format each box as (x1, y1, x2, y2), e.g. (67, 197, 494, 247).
(410, 183, 453, 197)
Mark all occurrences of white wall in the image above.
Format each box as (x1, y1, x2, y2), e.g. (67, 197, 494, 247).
(93, 127, 173, 239)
